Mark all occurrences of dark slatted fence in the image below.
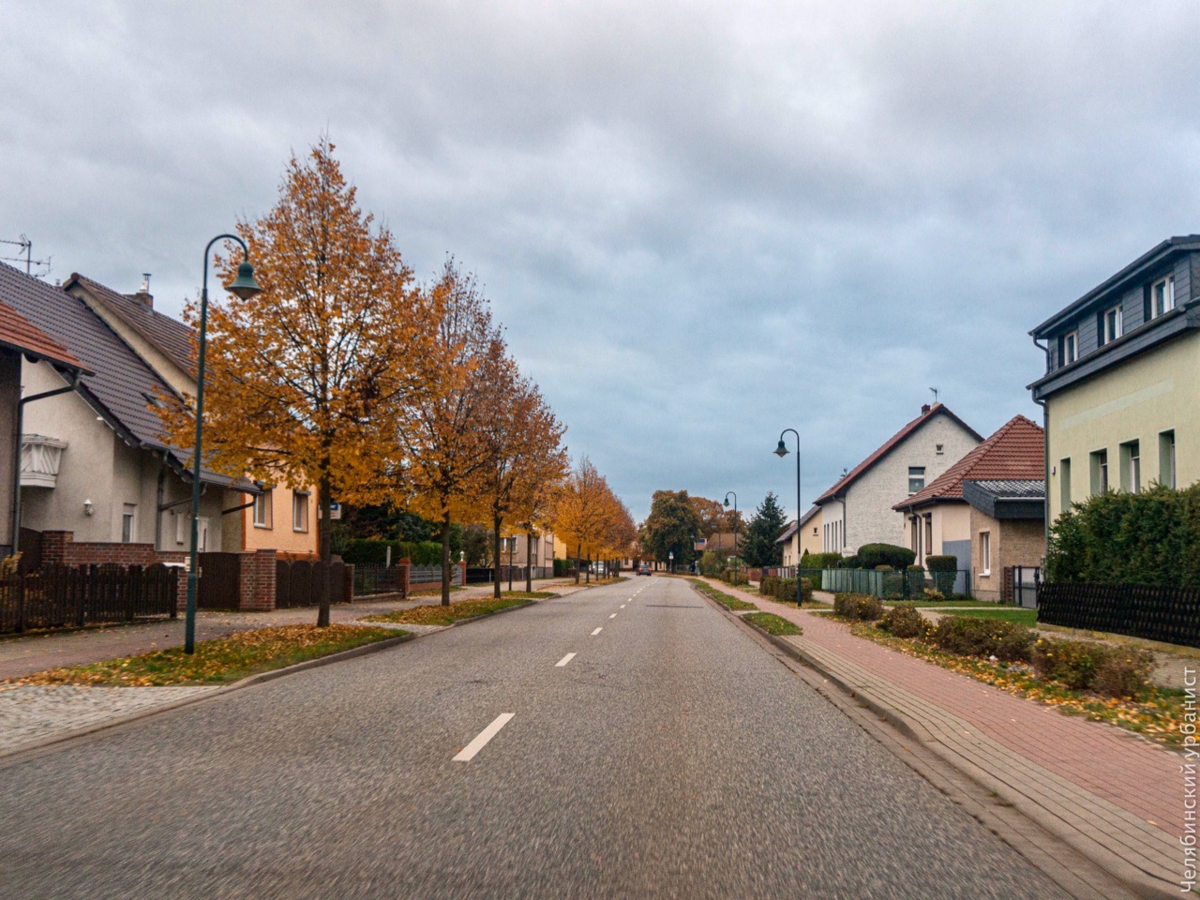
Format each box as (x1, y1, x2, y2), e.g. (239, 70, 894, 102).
(0, 563, 178, 634)
(275, 559, 350, 608)
(1038, 582, 1200, 648)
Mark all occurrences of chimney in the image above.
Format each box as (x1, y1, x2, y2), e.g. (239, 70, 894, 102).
(921, 403, 931, 415)
(133, 273, 153, 308)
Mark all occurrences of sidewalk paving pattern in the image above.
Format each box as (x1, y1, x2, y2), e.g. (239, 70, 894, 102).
(704, 579, 1181, 896)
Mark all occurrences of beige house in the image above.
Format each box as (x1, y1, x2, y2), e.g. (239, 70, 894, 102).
(776, 506, 821, 566)
(498, 529, 557, 571)
(64, 274, 319, 558)
(1030, 236, 1200, 526)
(894, 415, 1045, 599)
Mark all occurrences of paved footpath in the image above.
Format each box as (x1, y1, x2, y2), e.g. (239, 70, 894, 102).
(0, 579, 585, 758)
(703, 578, 1185, 898)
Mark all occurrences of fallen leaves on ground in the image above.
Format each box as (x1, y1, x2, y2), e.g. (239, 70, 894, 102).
(364, 597, 532, 627)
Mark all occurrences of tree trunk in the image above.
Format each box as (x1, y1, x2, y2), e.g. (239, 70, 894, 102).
(316, 475, 333, 628)
(586, 553, 591, 584)
(493, 517, 503, 600)
(441, 512, 452, 606)
(525, 533, 533, 593)
(575, 544, 581, 585)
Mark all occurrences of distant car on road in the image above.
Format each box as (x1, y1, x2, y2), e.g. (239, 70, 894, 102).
(638, 565, 652, 576)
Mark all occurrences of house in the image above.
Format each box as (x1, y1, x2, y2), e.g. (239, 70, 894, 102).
(696, 531, 737, 556)
(498, 529, 557, 572)
(0, 299, 91, 556)
(0, 262, 257, 564)
(893, 415, 1045, 600)
(776, 506, 822, 567)
(63, 273, 319, 558)
(813, 403, 982, 556)
(1029, 235, 1200, 525)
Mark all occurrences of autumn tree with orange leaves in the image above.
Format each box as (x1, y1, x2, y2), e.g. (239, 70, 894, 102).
(552, 457, 630, 583)
(160, 137, 434, 627)
(472, 355, 568, 598)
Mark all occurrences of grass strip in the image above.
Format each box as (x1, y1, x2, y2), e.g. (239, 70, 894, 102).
(407, 585, 465, 597)
(690, 578, 757, 611)
(881, 598, 1002, 608)
(940, 607, 1038, 626)
(500, 591, 557, 599)
(10, 625, 402, 687)
(742, 612, 803, 636)
(846, 620, 1183, 745)
(364, 596, 532, 627)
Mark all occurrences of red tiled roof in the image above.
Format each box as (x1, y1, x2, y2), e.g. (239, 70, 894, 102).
(0, 299, 89, 373)
(815, 404, 984, 504)
(893, 415, 1044, 511)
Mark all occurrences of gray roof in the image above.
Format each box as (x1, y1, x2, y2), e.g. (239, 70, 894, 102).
(0, 262, 252, 492)
(961, 479, 1045, 520)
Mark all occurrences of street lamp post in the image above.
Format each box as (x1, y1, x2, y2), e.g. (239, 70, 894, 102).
(508, 537, 515, 592)
(185, 235, 262, 654)
(724, 491, 738, 585)
(668, 550, 674, 573)
(774, 429, 803, 608)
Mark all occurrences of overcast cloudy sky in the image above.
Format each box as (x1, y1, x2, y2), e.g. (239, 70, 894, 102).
(5, 2, 1199, 522)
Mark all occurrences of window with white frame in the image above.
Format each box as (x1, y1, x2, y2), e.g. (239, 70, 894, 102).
(1090, 449, 1109, 495)
(1102, 305, 1122, 345)
(1063, 331, 1078, 365)
(253, 489, 273, 528)
(1120, 440, 1141, 493)
(1151, 274, 1175, 319)
(924, 514, 933, 559)
(980, 531, 991, 576)
(1160, 430, 1177, 489)
(908, 466, 926, 495)
(121, 504, 137, 543)
(292, 491, 310, 532)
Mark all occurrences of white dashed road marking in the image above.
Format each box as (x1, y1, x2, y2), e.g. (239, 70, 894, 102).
(555, 653, 576, 668)
(454, 714, 515, 762)
(609, 613, 617, 619)
(591, 627, 603, 636)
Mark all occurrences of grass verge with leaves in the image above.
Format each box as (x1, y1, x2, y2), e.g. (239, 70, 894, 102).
(742, 613, 803, 636)
(846, 621, 1183, 745)
(364, 596, 533, 627)
(500, 591, 557, 599)
(943, 607, 1038, 626)
(11, 625, 402, 687)
(690, 579, 758, 611)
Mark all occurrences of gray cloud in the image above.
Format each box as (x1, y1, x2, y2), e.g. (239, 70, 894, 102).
(4, 1, 1200, 521)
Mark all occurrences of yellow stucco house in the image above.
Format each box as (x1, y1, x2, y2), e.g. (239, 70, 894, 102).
(776, 506, 822, 567)
(1029, 235, 1200, 526)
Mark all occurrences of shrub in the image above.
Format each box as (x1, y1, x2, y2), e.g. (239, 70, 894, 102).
(698, 551, 724, 577)
(878, 603, 928, 638)
(841, 555, 861, 569)
(858, 543, 916, 570)
(1093, 649, 1155, 699)
(874, 564, 894, 571)
(1032, 639, 1154, 696)
(833, 592, 884, 621)
(925, 555, 957, 572)
(923, 587, 945, 602)
(759, 575, 778, 596)
(933, 616, 1035, 661)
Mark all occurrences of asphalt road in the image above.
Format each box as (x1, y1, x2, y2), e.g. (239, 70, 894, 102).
(0, 576, 1068, 899)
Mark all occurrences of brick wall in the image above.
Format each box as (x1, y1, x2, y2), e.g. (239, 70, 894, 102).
(238, 549, 278, 611)
(41, 531, 189, 609)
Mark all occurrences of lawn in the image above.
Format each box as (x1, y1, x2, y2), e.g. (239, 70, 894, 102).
(12, 625, 402, 687)
(741, 612, 803, 636)
(689, 579, 757, 611)
(882, 598, 1002, 608)
(943, 607, 1038, 627)
(363, 596, 534, 627)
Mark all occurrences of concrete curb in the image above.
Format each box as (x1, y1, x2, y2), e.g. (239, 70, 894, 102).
(0, 597, 554, 766)
(691, 583, 1173, 900)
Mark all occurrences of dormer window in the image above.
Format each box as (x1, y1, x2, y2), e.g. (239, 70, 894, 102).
(1151, 274, 1175, 319)
(1101, 305, 1122, 345)
(1063, 331, 1078, 364)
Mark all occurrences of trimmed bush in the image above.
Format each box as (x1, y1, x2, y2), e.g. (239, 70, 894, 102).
(1094, 649, 1155, 699)
(833, 592, 884, 621)
(925, 555, 957, 572)
(1032, 639, 1154, 697)
(923, 588, 945, 602)
(841, 555, 861, 569)
(801, 551, 844, 570)
(933, 616, 1035, 662)
(858, 543, 916, 570)
(878, 603, 928, 639)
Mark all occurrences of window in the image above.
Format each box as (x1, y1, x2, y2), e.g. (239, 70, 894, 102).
(1120, 440, 1141, 493)
(1063, 331, 1078, 365)
(1151, 274, 1176, 319)
(908, 466, 926, 495)
(292, 491, 310, 532)
(935, 443, 944, 456)
(924, 515, 933, 560)
(1101, 306, 1122, 345)
(1060, 458, 1072, 510)
(121, 504, 137, 543)
(1160, 430, 1177, 489)
(175, 511, 186, 545)
(253, 489, 273, 528)
(1090, 449, 1109, 495)
(980, 531, 991, 576)
(910, 517, 919, 553)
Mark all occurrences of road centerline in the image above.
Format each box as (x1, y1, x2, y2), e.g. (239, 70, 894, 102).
(555, 653, 576, 668)
(453, 713, 515, 762)
(591, 627, 602, 635)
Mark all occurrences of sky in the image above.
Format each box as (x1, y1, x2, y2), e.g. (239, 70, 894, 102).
(5, 1, 1200, 524)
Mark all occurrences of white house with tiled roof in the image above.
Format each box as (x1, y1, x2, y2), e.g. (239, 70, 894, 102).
(814, 403, 981, 556)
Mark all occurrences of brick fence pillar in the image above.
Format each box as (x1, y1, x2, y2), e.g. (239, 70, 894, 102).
(238, 549, 278, 612)
(458, 559, 466, 588)
(42, 531, 73, 565)
(398, 558, 411, 598)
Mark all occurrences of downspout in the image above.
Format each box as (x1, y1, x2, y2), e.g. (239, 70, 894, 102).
(155, 462, 165, 550)
(12, 373, 82, 555)
(1031, 335, 1051, 567)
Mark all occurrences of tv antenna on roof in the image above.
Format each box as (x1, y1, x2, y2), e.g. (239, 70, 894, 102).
(1, 235, 51, 277)
(929, 386, 939, 404)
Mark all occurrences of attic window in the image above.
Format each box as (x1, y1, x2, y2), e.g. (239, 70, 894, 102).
(935, 444, 944, 455)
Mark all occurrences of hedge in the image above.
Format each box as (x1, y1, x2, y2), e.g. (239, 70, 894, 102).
(858, 543, 916, 570)
(1048, 482, 1200, 588)
(341, 539, 443, 567)
(925, 555, 957, 572)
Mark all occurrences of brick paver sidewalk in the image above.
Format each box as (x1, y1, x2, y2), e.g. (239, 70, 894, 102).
(702, 578, 1183, 897)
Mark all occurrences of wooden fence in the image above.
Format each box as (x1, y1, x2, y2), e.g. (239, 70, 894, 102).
(1038, 582, 1200, 648)
(275, 559, 351, 609)
(0, 563, 178, 634)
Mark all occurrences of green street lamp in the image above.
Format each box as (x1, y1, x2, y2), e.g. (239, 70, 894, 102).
(185, 235, 262, 654)
(775, 429, 803, 607)
(723, 491, 738, 586)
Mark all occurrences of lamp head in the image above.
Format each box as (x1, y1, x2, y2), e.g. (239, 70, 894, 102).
(228, 261, 263, 300)
(724, 497, 730, 508)
(774, 439, 789, 458)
